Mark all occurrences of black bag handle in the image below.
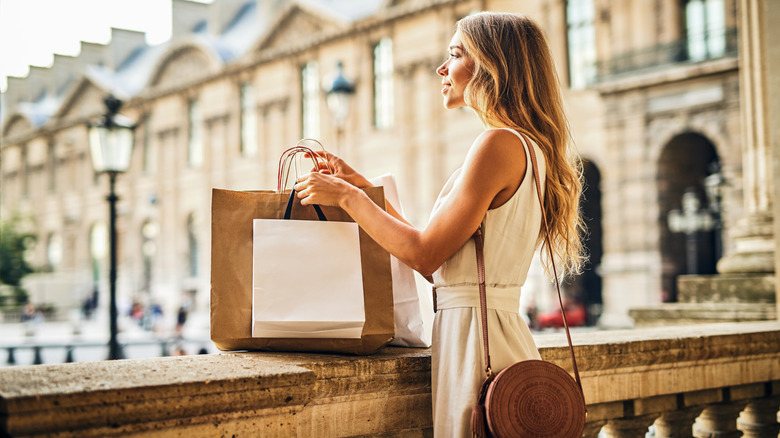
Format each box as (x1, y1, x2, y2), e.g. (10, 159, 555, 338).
(284, 189, 327, 221)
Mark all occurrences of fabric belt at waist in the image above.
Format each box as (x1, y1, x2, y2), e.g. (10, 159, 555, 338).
(433, 285, 521, 313)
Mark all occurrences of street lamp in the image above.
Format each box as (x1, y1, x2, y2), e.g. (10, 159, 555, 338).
(704, 162, 727, 261)
(668, 189, 715, 275)
(88, 95, 135, 360)
(326, 61, 355, 152)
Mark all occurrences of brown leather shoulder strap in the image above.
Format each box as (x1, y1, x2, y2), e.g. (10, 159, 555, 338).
(473, 132, 584, 398)
(522, 133, 584, 396)
(474, 227, 491, 375)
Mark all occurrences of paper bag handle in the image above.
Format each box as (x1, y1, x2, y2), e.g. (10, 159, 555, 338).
(284, 189, 327, 221)
(277, 139, 334, 192)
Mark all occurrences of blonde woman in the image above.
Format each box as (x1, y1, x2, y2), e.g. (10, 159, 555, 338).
(295, 12, 584, 436)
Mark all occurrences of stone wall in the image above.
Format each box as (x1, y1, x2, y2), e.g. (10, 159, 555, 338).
(1, 321, 779, 437)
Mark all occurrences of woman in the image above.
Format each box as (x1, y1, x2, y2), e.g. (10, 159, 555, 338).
(294, 12, 584, 436)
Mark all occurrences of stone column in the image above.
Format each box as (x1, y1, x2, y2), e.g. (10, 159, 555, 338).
(737, 397, 780, 437)
(583, 421, 607, 438)
(693, 402, 748, 438)
(767, 0, 780, 318)
(654, 408, 702, 437)
(716, 0, 776, 280)
(601, 415, 657, 438)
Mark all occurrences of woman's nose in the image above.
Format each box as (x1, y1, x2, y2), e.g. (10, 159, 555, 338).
(436, 60, 447, 76)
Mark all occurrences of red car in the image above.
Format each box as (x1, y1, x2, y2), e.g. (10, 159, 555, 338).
(536, 302, 586, 329)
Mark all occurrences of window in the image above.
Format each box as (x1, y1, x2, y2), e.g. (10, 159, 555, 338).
(48, 142, 57, 194)
(240, 82, 258, 157)
(142, 116, 156, 174)
(187, 213, 199, 277)
(685, 0, 725, 61)
(22, 146, 29, 199)
(187, 99, 203, 168)
(46, 232, 62, 269)
(373, 38, 394, 129)
(141, 220, 157, 293)
(90, 222, 107, 283)
(301, 62, 320, 139)
(566, 0, 597, 89)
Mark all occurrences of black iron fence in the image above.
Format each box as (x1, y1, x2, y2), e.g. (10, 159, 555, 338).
(0, 337, 212, 366)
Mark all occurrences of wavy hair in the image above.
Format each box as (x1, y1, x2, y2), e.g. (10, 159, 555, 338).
(457, 12, 585, 277)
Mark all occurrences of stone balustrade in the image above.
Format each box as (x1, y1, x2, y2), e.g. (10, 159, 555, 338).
(1, 321, 778, 437)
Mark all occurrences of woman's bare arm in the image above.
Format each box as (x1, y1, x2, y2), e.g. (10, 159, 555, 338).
(295, 129, 527, 277)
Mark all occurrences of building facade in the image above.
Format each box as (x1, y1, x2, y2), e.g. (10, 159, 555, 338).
(0, 0, 744, 327)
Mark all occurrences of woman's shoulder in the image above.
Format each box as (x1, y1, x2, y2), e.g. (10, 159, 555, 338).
(476, 127, 525, 145)
(460, 128, 529, 209)
(467, 128, 528, 166)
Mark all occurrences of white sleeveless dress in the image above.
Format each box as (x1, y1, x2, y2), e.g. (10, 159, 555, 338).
(430, 129, 545, 437)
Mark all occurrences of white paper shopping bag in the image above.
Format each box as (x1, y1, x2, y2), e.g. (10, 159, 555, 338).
(370, 174, 431, 347)
(252, 218, 365, 338)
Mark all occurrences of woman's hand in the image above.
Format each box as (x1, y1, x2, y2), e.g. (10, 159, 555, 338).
(294, 172, 360, 209)
(307, 151, 372, 188)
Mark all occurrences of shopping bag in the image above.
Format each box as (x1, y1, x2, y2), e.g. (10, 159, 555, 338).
(370, 174, 431, 347)
(252, 191, 365, 339)
(210, 185, 394, 354)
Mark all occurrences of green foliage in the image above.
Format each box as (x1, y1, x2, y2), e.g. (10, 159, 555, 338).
(0, 215, 36, 302)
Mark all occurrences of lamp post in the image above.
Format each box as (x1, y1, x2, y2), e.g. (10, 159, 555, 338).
(326, 61, 355, 152)
(88, 95, 135, 360)
(704, 162, 727, 262)
(668, 189, 715, 275)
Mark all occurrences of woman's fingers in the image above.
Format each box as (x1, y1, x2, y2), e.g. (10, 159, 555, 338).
(302, 152, 336, 174)
(295, 173, 321, 205)
(294, 172, 346, 207)
(306, 162, 334, 174)
(293, 178, 310, 204)
(303, 150, 333, 161)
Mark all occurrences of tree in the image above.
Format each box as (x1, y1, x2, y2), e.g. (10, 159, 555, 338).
(0, 215, 36, 304)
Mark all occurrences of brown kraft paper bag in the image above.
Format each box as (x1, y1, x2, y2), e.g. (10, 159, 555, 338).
(210, 186, 394, 354)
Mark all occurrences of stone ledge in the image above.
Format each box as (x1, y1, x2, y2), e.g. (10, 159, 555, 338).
(628, 302, 777, 327)
(1, 322, 779, 437)
(0, 354, 316, 436)
(677, 274, 776, 303)
(0, 348, 432, 437)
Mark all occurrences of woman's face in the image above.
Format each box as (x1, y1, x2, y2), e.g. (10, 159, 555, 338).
(436, 31, 474, 109)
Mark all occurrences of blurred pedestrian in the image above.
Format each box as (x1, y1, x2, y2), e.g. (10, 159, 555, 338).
(175, 303, 188, 337)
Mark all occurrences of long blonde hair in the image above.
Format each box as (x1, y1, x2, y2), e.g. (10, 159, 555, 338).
(458, 12, 585, 276)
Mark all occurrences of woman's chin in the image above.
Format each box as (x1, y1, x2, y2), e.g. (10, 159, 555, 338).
(442, 98, 465, 110)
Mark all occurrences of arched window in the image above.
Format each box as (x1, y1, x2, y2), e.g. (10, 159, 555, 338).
(657, 133, 720, 302)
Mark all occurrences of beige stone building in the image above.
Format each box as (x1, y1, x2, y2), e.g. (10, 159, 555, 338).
(0, 0, 761, 327)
